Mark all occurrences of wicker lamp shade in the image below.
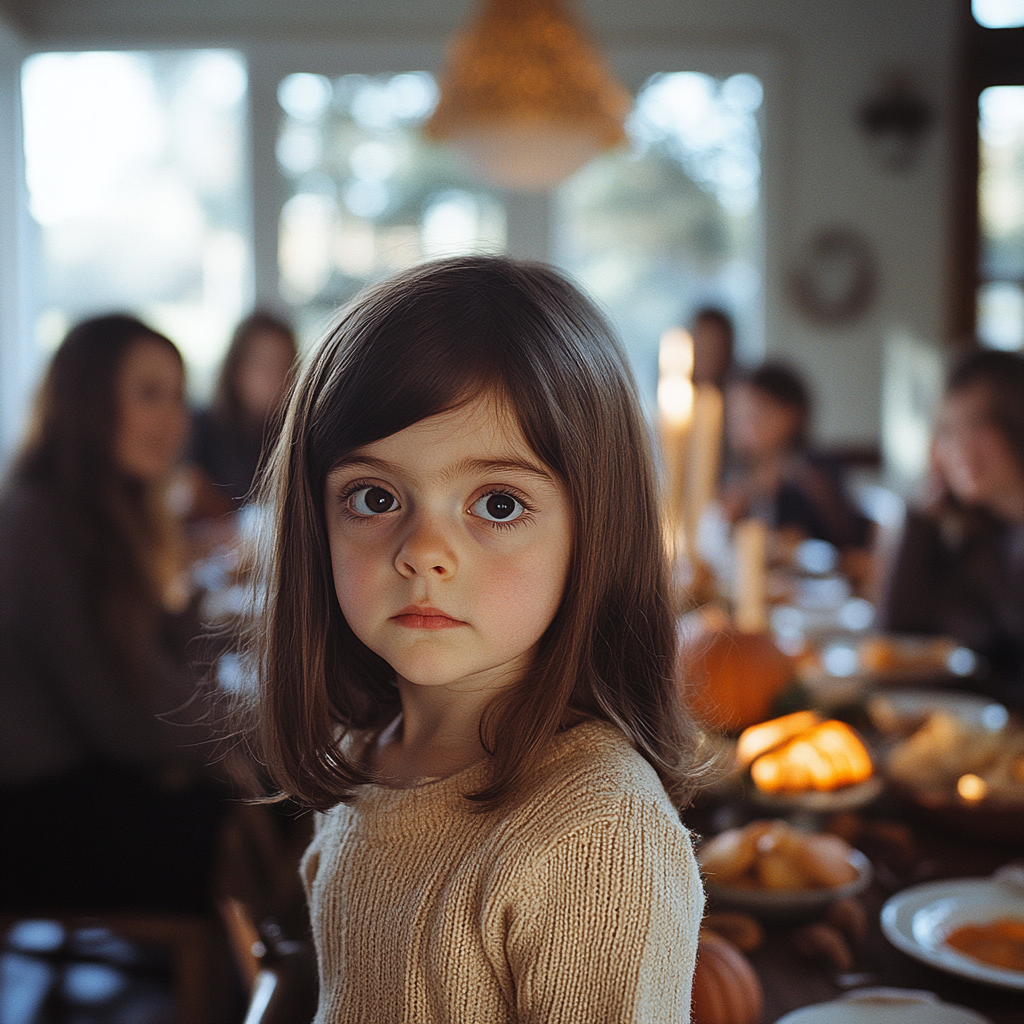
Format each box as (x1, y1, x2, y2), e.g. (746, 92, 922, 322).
(426, 0, 630, 190)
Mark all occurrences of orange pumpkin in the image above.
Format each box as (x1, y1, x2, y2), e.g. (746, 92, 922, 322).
(692, 929, 764, 1024)
(680, 627, 795, 732)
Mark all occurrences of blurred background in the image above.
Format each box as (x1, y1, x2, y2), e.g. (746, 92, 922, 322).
(0, 0, 1020, 489)
(0, 3, 1022, 1023)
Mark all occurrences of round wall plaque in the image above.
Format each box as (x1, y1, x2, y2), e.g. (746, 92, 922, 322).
(789, 228, 877, 326)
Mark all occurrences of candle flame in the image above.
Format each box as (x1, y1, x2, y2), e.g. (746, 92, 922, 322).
(658, 376, 695, 426)
(658, 327, 694, 378)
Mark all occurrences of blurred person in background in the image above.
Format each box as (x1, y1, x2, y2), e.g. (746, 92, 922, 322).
(690, 306, 735, 388)
(721, 362, 873, 555)
(880, 349, 1024, 709)
(0, 314, 227, 914)
(190, 311, 298, 508)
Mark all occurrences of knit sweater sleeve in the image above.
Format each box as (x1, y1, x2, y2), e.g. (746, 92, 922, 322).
(501, 794, 703, 1023)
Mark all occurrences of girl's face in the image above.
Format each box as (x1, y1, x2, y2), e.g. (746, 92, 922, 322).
(933, 383, 1024, 509)
(324, 394, 573, 698)
(114, 338, 188, 483)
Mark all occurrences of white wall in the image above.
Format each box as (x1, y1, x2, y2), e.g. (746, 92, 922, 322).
(2, 0, 961, 451)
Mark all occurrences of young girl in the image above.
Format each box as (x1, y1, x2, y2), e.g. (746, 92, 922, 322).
(242, 256, 711, 1022)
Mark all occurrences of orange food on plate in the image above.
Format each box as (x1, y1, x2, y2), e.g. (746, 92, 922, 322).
(750, 720, 873, 793)
(944, 918, 1024, 972)
(736, 710, 822, 768)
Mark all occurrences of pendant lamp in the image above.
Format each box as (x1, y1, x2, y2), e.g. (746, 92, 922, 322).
(425, 0, 631, 191)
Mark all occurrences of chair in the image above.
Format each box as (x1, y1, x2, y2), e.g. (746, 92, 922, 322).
(220, 897, 318, 1024)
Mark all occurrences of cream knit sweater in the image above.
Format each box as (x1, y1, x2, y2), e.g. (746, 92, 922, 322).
(301, 720, 704, 1023)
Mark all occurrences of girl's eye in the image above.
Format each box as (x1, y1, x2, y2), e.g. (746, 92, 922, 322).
(471, 492, 525, 523)
(349, 486, 398, 516)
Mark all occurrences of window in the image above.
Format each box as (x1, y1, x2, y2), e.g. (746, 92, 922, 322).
(554, 72, 763, 410)
(21, 50, 251, 396)
(977, 85, 1024, 350)
(274, 70, 506, 341)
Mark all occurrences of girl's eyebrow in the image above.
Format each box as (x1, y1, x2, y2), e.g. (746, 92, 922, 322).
(329, 454, 554, 483)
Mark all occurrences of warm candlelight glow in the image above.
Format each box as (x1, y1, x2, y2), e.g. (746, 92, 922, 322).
(733, 518, 769, 633)
(659, 327, 694, 378)
(957, 773, 989, 802)
(658, 376, 695, 426)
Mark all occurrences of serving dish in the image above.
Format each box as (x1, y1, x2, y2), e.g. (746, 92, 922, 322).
(775, 988, 991, 1024)
(867, 689, 1007, 735)
(704, 848, 872, 921)
(750, 776, 884, 814)
(880, 875, 1024, 991)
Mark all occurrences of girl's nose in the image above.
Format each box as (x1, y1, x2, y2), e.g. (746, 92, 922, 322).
(395, 515, 458, 579)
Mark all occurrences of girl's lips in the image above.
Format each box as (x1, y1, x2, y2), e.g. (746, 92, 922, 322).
(392, 607, 466, 629)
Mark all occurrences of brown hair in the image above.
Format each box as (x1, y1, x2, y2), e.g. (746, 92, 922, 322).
(12, 314, 185, 689)
(946, 348, 1024, 472)
(241, 256, 713, 811)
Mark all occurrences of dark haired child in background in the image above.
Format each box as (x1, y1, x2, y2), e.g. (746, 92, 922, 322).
(722, 361, 872, 555)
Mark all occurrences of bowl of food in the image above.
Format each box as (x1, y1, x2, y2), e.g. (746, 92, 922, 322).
(883, 708, 1024, 842)
(698, 819, 873, 920)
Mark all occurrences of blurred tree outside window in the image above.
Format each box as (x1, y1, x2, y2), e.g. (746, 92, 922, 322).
(977, 85, 1024, 351)
(21, 50, 251, 399)
(275, 71, 507, 344)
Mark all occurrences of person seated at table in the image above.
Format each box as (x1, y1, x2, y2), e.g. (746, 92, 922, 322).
(0, 314, 228, 915)
(880, 349, 1024, 710)
(190, 311, 298, 508)
(721, 362, 873, 554)
(690, 306, 735, 388)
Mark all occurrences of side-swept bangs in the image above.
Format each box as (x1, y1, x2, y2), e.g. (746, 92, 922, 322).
(249, 256, 709, 810)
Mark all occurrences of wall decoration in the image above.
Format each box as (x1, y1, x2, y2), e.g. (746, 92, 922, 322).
(858, 72, 935, 174)
(788, 228, 878, 327)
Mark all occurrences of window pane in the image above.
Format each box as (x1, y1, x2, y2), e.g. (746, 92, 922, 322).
(21, 50, 251, 396)
(978, 85, 1024, 351)
(553, 72, 763, 412)
(972, 0, 1024, 29)
(275, 71, 507, 338)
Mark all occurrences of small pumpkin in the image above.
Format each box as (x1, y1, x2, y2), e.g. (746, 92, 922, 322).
(692, 929, 764, 1024)
(680, 627, 794, 732)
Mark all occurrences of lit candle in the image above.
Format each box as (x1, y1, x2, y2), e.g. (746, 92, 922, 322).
(684, 383, 724, 550)
(657, 328, 695, 552)
(733, 518, 768, 633)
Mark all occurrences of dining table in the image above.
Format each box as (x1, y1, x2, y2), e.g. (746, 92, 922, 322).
(685, 790, 1024, 1024)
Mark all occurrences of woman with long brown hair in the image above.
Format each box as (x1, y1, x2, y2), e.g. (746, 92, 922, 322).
(881, 349, 1024, 710)
(190, 311, 298, 506)
(0, 314, 226, 914)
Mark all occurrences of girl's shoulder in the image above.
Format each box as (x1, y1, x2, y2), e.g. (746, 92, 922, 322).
(512, 719, 684, 835)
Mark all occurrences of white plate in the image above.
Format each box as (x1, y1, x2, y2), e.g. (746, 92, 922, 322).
(776, 988, 991, 1024)
(881, 876, 1024, 991)
(868, 689, 1008, 734)
(705, 848, 872, 921)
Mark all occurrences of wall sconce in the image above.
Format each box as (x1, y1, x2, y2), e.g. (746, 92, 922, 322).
(425, 0, 630, 191)
(858, 73, 935, 174)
